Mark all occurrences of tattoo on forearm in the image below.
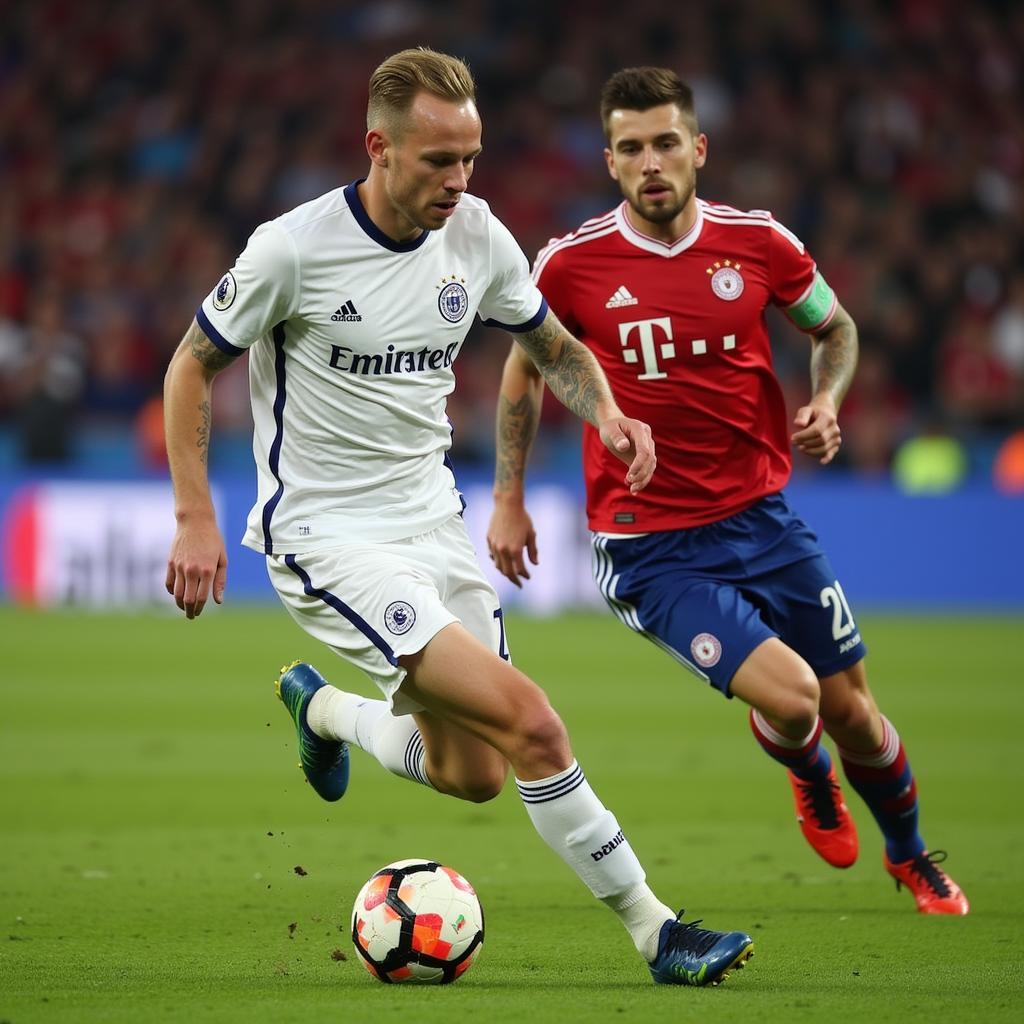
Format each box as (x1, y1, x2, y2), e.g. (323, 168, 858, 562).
(495, 392, 540, 488)
(188, 322, 235, 372)
(518, 319, 607, 424)
(812, 319, 858, 405)
(197, 400, 211, 465)
(517, 315, 562, 364)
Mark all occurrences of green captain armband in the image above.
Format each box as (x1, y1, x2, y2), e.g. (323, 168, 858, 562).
(786, 272, 836, 331)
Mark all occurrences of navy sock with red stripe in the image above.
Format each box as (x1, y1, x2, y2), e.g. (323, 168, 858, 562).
(749, 709, 832, 782)
(838, 716, 925, 863)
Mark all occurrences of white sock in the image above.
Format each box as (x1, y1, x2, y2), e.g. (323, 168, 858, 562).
(516, 761, 673, 960)
(308, 687, 432, 788)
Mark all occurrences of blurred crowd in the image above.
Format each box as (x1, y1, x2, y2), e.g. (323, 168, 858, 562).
(0, 0, 1021, 487)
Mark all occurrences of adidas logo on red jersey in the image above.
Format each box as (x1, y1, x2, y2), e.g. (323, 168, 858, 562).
(605, 285, 639, 308)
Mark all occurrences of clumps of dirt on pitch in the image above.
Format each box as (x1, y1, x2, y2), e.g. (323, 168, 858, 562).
(288, 922, 297, 938)
(331, 948, 347, 962)
(293, 865, 307, 876)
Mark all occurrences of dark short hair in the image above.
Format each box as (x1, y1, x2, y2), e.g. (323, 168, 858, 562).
(600, 67, 698, 140)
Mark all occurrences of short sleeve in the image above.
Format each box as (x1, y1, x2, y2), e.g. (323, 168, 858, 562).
(197, 221, 300, 355)
(768, 218, 837, 332)
(477, 214, 548, 333)
(532, 244, 577, 335)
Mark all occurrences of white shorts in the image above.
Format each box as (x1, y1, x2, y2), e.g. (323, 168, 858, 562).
(267, 515, 508, 715)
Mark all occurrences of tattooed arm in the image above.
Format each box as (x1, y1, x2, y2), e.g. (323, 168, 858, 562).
(791, 301, 859, 465)
(487, 310, 656, 586)
(163, 318, 237, 618)
(487, 343, 545, 586)
(514, 309, 617, 425)
(514, 310, 653, 487)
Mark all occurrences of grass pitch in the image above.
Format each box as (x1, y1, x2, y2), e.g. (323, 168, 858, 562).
(1, 607, 1021, 1023)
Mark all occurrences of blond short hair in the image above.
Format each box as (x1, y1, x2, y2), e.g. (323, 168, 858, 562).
(368, 47, 476, 136)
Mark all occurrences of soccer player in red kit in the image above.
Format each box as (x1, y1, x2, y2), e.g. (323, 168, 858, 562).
(487, 66, 968, 915)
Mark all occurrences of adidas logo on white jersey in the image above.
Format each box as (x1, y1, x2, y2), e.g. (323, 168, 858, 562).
(605, 286, 638, 308)
(331, 300, 362, 322)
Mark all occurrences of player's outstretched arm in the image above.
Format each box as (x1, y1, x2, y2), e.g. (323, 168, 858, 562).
(163, 318, 234, 619)
(488, 343, 544, 586)
(792, 301, 859, 465)
(514, 309, 656, 493)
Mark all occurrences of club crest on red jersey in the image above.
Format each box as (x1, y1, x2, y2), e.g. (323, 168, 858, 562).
(707, 260, 744, 301)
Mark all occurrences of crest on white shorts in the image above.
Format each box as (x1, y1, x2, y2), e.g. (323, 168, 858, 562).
(384, 601, 416, 635)
(690, 632, 722, 668)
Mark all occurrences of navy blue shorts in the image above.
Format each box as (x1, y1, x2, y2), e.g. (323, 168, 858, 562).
(590, 492, 867, 697)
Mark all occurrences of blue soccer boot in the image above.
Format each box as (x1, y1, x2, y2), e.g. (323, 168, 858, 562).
(275, 661, 350, 802)
(648, 911, 754, 987)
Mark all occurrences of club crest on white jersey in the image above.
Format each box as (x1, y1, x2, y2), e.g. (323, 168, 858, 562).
(438, 277, 469, 322)
(213, 272, 236, 310)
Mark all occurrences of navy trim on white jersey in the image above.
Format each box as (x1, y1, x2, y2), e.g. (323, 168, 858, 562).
(261, 323, 288, 554)
(343, 179, 431, 253)
(481, 297, 549, 332)
(195, 306, 245, 357)
(442, 451, 468, 514)
(283, 553, 399, 666)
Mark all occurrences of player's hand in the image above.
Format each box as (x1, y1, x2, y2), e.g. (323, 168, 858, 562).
(486, 498, 538, 588)
(165, 515, 228, 619)
(792, 395, 842, 465)
(598, 416, 656, 493)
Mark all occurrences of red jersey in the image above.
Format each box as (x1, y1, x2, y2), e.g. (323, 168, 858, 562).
(533, 198, 836, 532)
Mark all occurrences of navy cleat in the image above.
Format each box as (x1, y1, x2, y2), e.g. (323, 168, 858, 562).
(275, 661, 350, 802)
(648, 911, 754, 987)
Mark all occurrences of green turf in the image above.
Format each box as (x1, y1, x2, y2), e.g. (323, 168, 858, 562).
(1, 607, 1022, 1023)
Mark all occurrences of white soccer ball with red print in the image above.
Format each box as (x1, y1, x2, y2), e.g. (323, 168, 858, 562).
(351, 858, 484, 984)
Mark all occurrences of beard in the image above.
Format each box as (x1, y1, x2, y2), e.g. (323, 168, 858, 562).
(628, 168, 696, 224)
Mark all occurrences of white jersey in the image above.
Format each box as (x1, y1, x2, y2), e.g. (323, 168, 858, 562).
(198, 181, 547, 555)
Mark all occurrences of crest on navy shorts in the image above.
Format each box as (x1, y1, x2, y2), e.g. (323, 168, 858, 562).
(384, 601, 416, 635)
(690, 632, 722, 668)
(437, 277, 469, 323)
(212, 271, 237, 311)
(707, 261, 743, 302)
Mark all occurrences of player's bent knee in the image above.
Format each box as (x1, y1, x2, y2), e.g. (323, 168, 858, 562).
(429, 764, 506, 803)
(509, 703, 572, 777)
(424, 744, 510, 803)
(453, 770, 507, 804)
(770, 673, 820, 733)
(822, 691, 877, 739)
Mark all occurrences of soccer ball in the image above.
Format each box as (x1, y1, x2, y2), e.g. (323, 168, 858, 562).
(351, 858, 484, 984)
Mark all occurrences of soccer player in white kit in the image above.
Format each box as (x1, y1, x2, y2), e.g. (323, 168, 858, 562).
(163, 47, 754, 986)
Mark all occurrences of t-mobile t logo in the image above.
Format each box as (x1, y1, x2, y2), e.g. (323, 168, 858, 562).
(618, 318, 738, 379)
(618, 317, 675, 380)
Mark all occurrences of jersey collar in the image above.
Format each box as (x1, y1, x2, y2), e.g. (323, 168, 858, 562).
(344, 179, 432, 253)
(614, 198, 704, 257)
